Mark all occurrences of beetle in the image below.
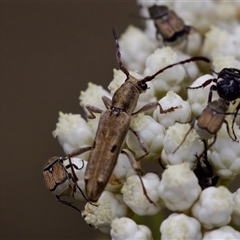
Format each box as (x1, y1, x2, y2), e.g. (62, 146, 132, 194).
(148, 5, 191, 46)
(69, 28, 210, 203)
(158, 140, 219, 190)
(43, 156, 86, 212)
(187, 68, 240, 103)
(193, 140, 219, 190)
(173, 97, 239, 154)
(187, 68, 240, 139)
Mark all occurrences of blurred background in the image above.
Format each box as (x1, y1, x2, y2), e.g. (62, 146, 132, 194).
(0, 2, 141, 239)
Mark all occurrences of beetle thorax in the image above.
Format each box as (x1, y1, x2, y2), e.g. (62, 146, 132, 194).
(217, 71, 240, 101)
(111, 76, 146, 115)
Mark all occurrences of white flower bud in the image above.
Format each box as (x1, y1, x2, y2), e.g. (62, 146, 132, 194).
(126, 113, 165, 162)
(52, 112, 93, 158)
(111, 217, 153, 240)
(192, 186, 234, 229)
(203, 226, 240, 240)
(137, 0, 158, 9)
(231, 188, 240, 227)
(105, 151, 135, 193)
(158, 162, 201, 211)
(187, 74, 219, 116)
(108, 69, 135, 95)
(173, 1, 216, 34)
(161, 123, 204, 168)
(160, 213, 202, 240)
(208, 121, 240, 179)
(184, 30, 202, 55)
(79, 82, 111, 114)
(119, 25, 157, 73)
(153, 91, 191, 129)
(202, 25, 240, 60)
(121, 173, 164, 216)
(82, 192, 132, 234)
(144, 47, 186, 96)
(212, 54, 240, 73)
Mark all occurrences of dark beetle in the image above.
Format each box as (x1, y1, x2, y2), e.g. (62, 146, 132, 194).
(187, 68, 240, 139)
(148, 5, 191, 46)
(187, 68, 240, 103)
(193, 140, 219, 190)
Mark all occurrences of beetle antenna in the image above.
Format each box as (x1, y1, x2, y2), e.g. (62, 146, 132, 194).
(173, 121, 195, 154)
(112, 27, 130, 78)
(142, 56, 211, 83)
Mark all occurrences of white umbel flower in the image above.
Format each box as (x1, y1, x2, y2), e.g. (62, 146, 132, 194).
(153, 91, 191, 129)
(121, 173, 164, 216)
(52, 112, 93, 159)
(160, 213, 202, 240)
(79, 82, 111, 114)
(158, 162, 201, 211)
(126, 113, 165, 162)
(192, 186, 234, 230)
(111, 217, 153, 240)
(231, 188, 240, 227)
(203, 226, 240, 240)
(119, 25, 157, 73)
(82, 192, 132, 234)
(161, 123, 204, 168)
(208, 121, 240, 180)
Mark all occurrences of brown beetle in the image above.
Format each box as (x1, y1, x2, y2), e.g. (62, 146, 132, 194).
(148, 5, 191, 46)
(68, 28, 210, 203)
(43, 156, 86, 212)
(173, 98, 239, 153)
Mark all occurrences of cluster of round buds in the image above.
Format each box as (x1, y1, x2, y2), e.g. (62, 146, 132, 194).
(47, 1, 240, 239)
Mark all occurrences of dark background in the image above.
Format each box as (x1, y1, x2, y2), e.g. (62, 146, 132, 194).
(0, 2, 141, 239)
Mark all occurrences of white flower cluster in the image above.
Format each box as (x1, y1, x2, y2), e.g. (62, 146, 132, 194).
(46, 1, 240, 239)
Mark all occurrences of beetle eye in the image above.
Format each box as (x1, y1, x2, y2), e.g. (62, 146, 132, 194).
(138, 81, 148, 91)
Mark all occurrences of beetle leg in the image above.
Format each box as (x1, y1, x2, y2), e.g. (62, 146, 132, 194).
(158, 157, 166, 170)
(173, 119, 195, 153)
(85, 105, 103, 119)
(129, 127, 149, 161)
(132, 102, 178, 115)
(69, 146, 92, 158)
(231, 102, 240, 140)
(223, 119, 239, 142)
(187, 78, 215, 90)
(207, 133, 217, 149)
(121, 149, 156, 206)
(55, 195, 81, 213)
(67, 156, 97, 206)
(101, 96, 112, 109)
